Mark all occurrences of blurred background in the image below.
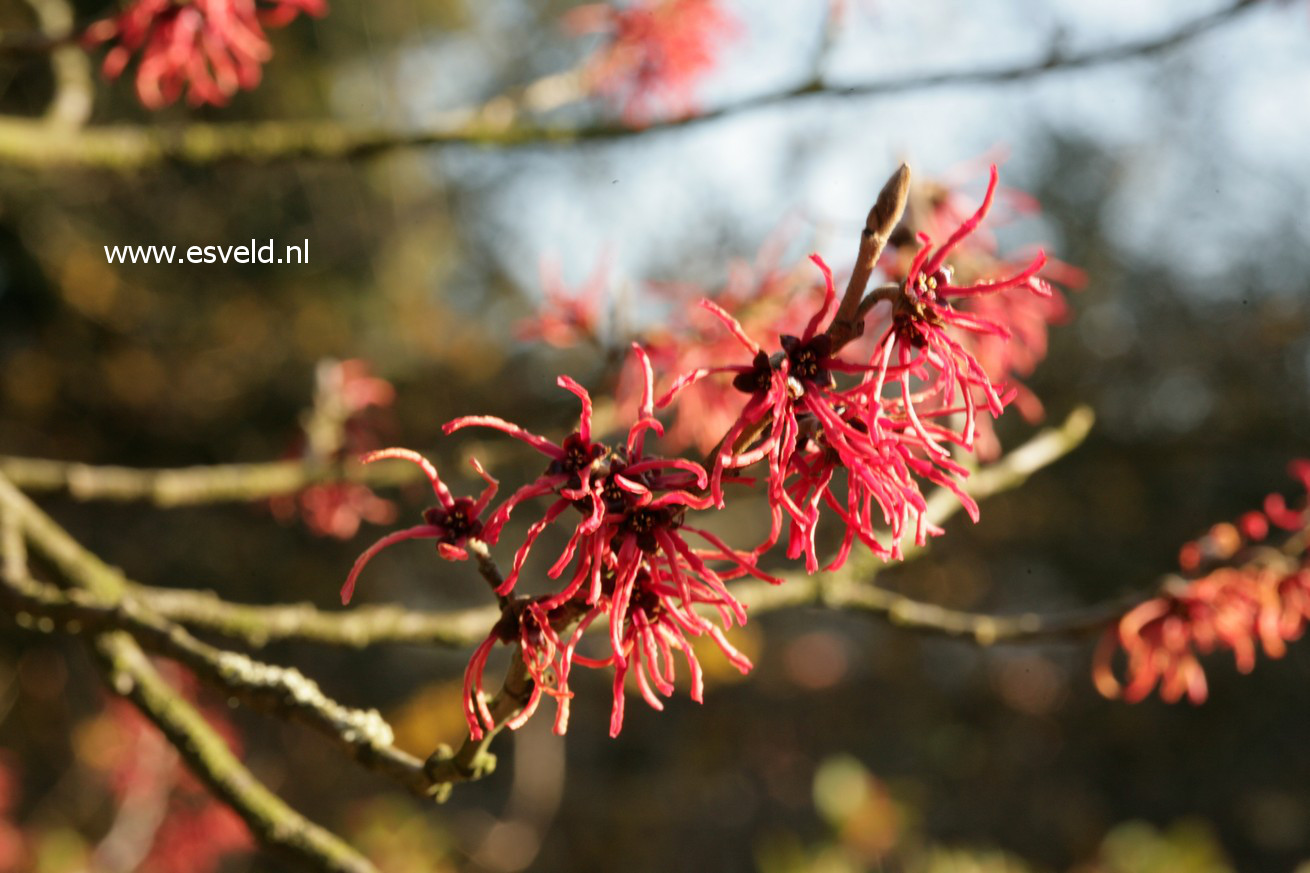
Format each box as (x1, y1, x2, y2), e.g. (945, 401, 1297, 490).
(1, 0, 1309, 870)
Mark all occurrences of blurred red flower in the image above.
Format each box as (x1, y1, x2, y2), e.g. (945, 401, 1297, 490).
(566, 0, 737, 123)
(83, 0, 326, 108)
(1095, 461, 1310, 704)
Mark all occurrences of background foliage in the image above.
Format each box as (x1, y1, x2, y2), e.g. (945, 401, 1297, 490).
(1, 0, 1308, 871)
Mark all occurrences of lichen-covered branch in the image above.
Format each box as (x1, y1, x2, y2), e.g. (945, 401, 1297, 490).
(0, 471, 504, 802)
(0, 0, 1259, 170)
(0, 454, 422, 506)
(93, 632, 380, 873)
(0, 475, 379, 872)
(136, 584, 497, 648)
(76, 407, 1098, 654)
(0, 403, 1104, 850)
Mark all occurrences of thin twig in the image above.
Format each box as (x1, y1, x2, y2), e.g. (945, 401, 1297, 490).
(137, 584, 497, 649)
(467, 538, 510, 607)
(0, 476, 379, 873)
(0, 0, 1260, 170)
(108, 407, 1100, 652)
(423, 650, 535, 803)
(0, 455, 423, 506)
(94, 631, 380, 873)
(0, 404, 1115, 863)
(0, 471, 504, 801)
(828, 164, 910, 351)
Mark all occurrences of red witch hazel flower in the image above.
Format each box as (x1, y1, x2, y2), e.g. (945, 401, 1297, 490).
(565, 0, 737, 123)
(340, 449, 497, 605)
(661, 254, 919, 570)
(82, 0, 327, 109)
(515, 256, 612, 349)
(443, 346, 771, 738)
(339, 162, 1082, 739)
(632, 238, 824, 455)
(868, 165, 1046, 460)
(1094, 460, 1310, 704)
(884, 160, 1083, 459)
(661, 166, 1047, 571)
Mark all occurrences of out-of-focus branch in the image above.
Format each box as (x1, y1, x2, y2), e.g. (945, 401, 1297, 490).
(0, 475, 425, 786)
(0, 475, 378, 873)
(0, 471, 512, 803)
(923, 404, 1096, 528)
(21, 0, 92, 127)
(94, 632, 380, 873)
(0, 455, 423, 506)
(1, 558, 515, 803)
(826, 584, 1138, 644)
(136, 584, 497, 648)
(0, 0, 1261, 170)
(120, 407, 1100, 652)
(0, 404, 1114, 857)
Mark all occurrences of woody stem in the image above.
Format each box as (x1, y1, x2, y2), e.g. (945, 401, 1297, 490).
(828, 163, 911, 352)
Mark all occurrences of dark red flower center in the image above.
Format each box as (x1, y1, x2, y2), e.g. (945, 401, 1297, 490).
(630, 581, 661, 619)
(423, 497, 483, 542)
(780, 334, 833, 387)
(732, 350, 774, 395)
(552, 432, 605, 476)
(622, 506, 681, 553)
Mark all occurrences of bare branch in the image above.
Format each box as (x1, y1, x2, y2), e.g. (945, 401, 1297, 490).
(826, 584, 1139, 645)
(94, 632, 380, 873)
(467, 538, 510, 605)
(423, 649, 535, 803)
(80, 407, 1099, 654)
(0, 475, 379, 872)
(828, 163, 911, 350)
(0, 471, 507, 802)
(137, 585, 497, 649)
(0, 455, 423, 506)
(0, 403, 1111, 866)
(0, 0, 1260, 170)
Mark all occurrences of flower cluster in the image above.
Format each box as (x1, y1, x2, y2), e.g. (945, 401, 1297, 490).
(565, 0, 737, 123)
(271, 359, 397, 540)
(346, 347, 767, 737)
(883, 163, 1084, 458)
(516, 233, 824, 455)
(1094, 461, 1310, 704)
(633, 242, 825, 454)
(343, 164, 1083, 738)
(662, 167, 1048, 572)
(82, 0, 326, 109)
